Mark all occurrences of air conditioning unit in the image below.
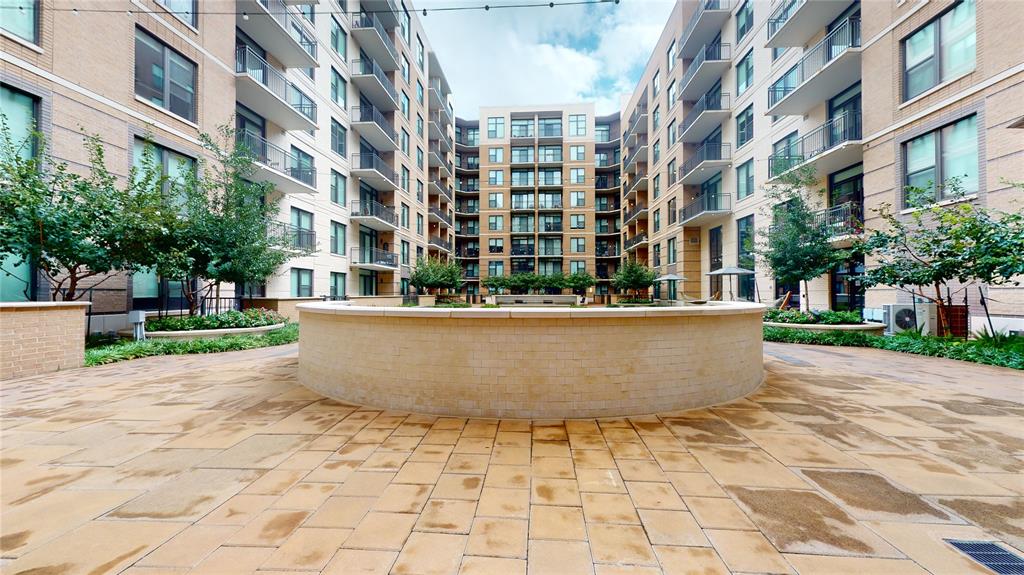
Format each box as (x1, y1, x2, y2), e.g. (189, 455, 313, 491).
(883, 303, 937, 336)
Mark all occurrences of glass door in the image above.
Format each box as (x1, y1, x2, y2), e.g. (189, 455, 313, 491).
(708, 226, 723, 300)
(828, 83, 861, 147)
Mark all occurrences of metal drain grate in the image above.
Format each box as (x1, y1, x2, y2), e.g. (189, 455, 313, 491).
(946, 540, 1024, 575)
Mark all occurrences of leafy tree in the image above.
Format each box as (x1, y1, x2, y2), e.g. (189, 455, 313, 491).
(410, 256, 463, 294)
(0, 122, 168, 301)
(481, 274, 509, 294)
(564, 271, 596, 295)
(858, 179, 1024, 334)
(756, 167, 850, 311)
(506, 272, 536, 295)
(612, 259, 657, 297)
(539, 272, 565, 293)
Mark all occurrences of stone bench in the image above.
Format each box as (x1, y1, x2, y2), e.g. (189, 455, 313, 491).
(493, 294, 579, 306)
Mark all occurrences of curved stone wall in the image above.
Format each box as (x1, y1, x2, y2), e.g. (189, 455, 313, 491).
(297, 303, 766, 419)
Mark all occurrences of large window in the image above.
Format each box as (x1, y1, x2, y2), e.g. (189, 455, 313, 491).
(904, 114, 978, 203)
(135, 28, 197, 122)
(736, 50, 753, 96)
(133, 137, 195, 199)
(570, 168, 585, 184)
(489, 215, 504, 231)
(487, 117, 505, 138)
(330, 272, 346, 298)
(488, 261, 504, 277)
(571, 238, 586, 253)
(331, 221, 346, 254)
(736, 159, 754, 200)
(736, 105, 754, 148)
(736, 1, 753, 43)
(331, 69, 346, 107)
(0, 84, 39, 301)
(330, 119, 346, 157)
(737, 215, 755, 301)
(331, 171, 346, 205)
(904, 0, 976, 101)
(667, 40, 677, 71)
(569, 114, 587, 136)
(331, 17, 347, 58)
(291, 268, 313, 297)
(290, 207, 313, 250)
(3, 0, 39, 44)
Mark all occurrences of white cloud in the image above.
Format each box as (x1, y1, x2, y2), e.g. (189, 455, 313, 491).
(420, 0, 675, 118)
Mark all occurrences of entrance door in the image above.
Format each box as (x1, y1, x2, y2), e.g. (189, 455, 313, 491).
(708, 226, 723, 300)
(831, 255, 865, 313)
(828, 83, 861, 147)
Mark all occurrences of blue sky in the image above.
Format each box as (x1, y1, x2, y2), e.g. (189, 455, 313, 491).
(420, 0, 675, 118)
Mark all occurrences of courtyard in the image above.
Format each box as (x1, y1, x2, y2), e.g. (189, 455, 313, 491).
(1, 343, 1021, 575)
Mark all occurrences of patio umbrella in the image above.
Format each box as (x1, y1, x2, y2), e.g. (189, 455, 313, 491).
(706, 266, 755, 301)
(654, 274, 688, 282)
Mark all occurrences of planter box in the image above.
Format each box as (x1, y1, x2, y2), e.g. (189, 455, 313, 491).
(764, 321, 886, 335)
(1, 301, 90, 380)
(118, 322, 287, 341)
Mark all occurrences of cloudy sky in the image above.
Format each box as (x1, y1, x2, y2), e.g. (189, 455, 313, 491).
(419, 0, 676, 119)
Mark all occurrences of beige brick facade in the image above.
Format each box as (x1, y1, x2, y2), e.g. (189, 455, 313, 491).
(0, 302, 89, 380)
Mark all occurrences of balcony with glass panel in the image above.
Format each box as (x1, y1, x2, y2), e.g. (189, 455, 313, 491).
(350, 199, 399, 231)
(235, 46, 317, 131)
(679, 92, 731, 144)
(679, 43, 732, 101)
(350, 13, 399, 71)
(236, 0, 317, 68)
(537, 148, 563, 166)
(768, 112, 862, 182)
(766, 18, 861, 116)
(351, 58, 399, 111)
(767, 0, 857, 48)
(350, 246, 399, 271)
(679, 193, 733, 226)
(350, 153, 399, 191)
(679, 142, 732, 185)
(236, 131, 316, 194)
(511, 172, 536, 189)
(351, 104, 397, 151)
(678, 0, 732, 59)
(537, 171, 563, 188)
(537, 120, 563, 141)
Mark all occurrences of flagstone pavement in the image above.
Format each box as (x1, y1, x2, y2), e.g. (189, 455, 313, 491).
(1, 342, 1021, 575)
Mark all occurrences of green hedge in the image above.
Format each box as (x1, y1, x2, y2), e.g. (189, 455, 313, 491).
(763, 308, 863, 325)
(85, 324, 299, 366)
(145, 308, 287, 332)
(763, 326, 1024, 370)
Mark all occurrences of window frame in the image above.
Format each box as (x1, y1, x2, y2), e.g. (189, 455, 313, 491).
(134, 27, 197, 122)
(901, 0, 976, 102)
(901, 113, 979, 205)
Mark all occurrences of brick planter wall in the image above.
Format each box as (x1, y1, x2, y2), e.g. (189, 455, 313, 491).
(1, 302, 90, 380)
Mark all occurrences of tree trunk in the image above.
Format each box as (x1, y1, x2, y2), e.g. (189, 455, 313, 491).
(800, 279, 809, 312)
(934, 283, 949, 337)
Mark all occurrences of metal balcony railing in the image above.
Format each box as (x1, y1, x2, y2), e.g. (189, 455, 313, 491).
(511, 224, 535, 233)
(538, 124, 562, 138)
(538, 199, 563, 210)
(429, 206, 452, 226)
(351, 13, 398, 63)
(511, 177, 535, 187)
(236, 131, 316, 187)
(628, 105, 648, 129)
(595, 246, 619, 257)
(679, 193, 733, 223)
(511, 263, 535, 274)
(623, 203, 647, 224)
(456, 227, 480, 236)
(269, 221, 316, 250)
(511, 124, 535, 138)
(351, 246, 398, 268)
(595, 202, 620, 212)
(487, 244, 503, 254)
(625, 233, 648, 250)
(351, 58, 398, 103)
(431, 124, 454, 151)
(681, 0, 730, 51)
(814, 201, 862, 237)
(768, 18, 861, 107)
(458, 182, 480, 192)
(538, 247, 563, 256)
(538, 174, 563, 186)
(767, 0, 804, 40)
(595, 176, 620, 189)
(430, 180, 454, 203)
(255, 0, 317, 59)
(681, 142, 732, 178)
(351, 199, 399, 227)
(458, 247, 481, 257)
(351, 153, 397, 184)
(236, 46, 317, 122)
(511, 246, 535, 256)
(456, 204, 479, 214)
(351, 105, 396, 144)
(541, 222, 563, 232)
(768, 112, 862, 177)
(429, 235, 452, 251)
(681, 92, 730, 135)
(681, 43, 732, 91)
(595, 224, 619, 234)
(512, 200, 535, 211)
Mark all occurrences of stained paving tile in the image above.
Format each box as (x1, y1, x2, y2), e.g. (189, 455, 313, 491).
(1, 343, 1021, 574)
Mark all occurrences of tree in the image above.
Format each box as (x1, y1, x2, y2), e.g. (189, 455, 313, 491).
(410, 256, 463, 294)
(506, 272, 536, 295)
(0, 122, 168, 301)
(756, 167, 850, 311)
(539, 272, 565, 293)
(481, 274, 509, 294)
(564, 271, 596, 295)
(612, 259, 657, 298)
(858, 179, 1024, 334)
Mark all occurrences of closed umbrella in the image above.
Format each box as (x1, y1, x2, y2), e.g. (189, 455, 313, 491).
(706, 267, 755, 301)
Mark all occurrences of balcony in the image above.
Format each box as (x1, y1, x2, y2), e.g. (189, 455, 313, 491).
(679, 193, 733, 226)
(595, 176, 620, 191)
(511, 125, 535, 140)
(455, 133, 479, 149)
(679, 142, 732, 185)
(679, 92, 731, 143)
(350, 199, 399, 231)
(236, 131, 316, 194)
(429, 79, 448, 111)
(456, 227, 480, 237)
(624, 233, 649, 251)
(625, 138, 648, 172)
(766, 18, 861, 117)
(429, 235, 452, 252)
(429, 206, 452, 227)
(430, 180, 454, 203)
(236, 0, 317, 68)
(537, 124, 563, 141)
(455, 204, 479, 215)
(595, 246, 619, 258)
(767, 0, 856, 48)
(351, 105, 397, 151)
(235, 46, 317, 131)
(456, 159, 479, 174)
(815, 201, 863, 246)
(429, 121, 453, 153)
(768, 112, 862, 182)
(350, 246, 398, 271)
(538, 200, 563, 211)
(360, 0, 400, 28)
(538, 249, 563, 257)
(623, 203, 648, 225)
(539, 222, 563, 233)
(511, 201, 535, 212)
(457, 247, 480, 258)
(595, 224, 620, 235)
(351, 153, 398, 191)
(595, 202, 620, 213)
(679, 43, 732, 101)
(678, 0, 732, 59)
(511, 178, 536, 190)
(511, 246, 536, 256)
(269, 221, 316, 251)
(429, 146, 454, 178)
(435, 103, 454, 128)
(456, 182, 480, 194)
(626, 109, 648, 145)
(350, 14, 399, 71)
(537, 153, 564, 167)
(624, 173, 648, 201)
(538, 174, 563, 188)
(351, 59, 399, 111)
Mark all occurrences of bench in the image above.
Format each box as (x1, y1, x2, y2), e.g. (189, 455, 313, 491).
(493, 294, 580, 306)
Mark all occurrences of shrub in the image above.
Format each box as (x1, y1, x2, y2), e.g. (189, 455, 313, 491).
(145, 308, 286, 332)
(85, 324, 299, 366)
(763, 308, 816, 324)
(432, 302, 472, 308)
(814, 310, 864, 325)
(482, 303, 500, 308)
(762, 308, 863, 325)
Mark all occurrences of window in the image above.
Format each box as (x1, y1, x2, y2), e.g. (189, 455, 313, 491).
(570, 168, 585, 184)
(736, 50, 753, 96)
(736, 105, 753, 148)
(667, 39, 676, 71)
(653, 175, 661, 199)
(417, 213, 424, 235)
(400, 92, 410, 118)
(416, 115, 424, 138)
(667, 159, 676, 186)
(400, 129, 410, 155)
(570, 191, 585, 207)
(331, 68, 346, 107)
(401, 166, 410, 192)
(330, 17, 347, 58)
(133, 138, 195, 201)
(299, 4, 314, 23)
(667, 81, 676, 106)
(399, 4, 410, 43)
(489, 147, 504, 163)
(736, 1, 753, 43)
(330, 272, 346, 298)
(488, 215, 504, 231)
(570, 214, 586, 229)
(569, 114, 587, 136)
(571, 238, 586, 253)
(653, 209, 661, 232)
(0, 86, 35, 300)
(652, 72, 661, 96)
(417, 147, 424, 169)
(652, 107, 661, 131)
(159, 0, 197, 27)
(667, 238, 677, 264)
(331, 119, 346, 157)
(903, 0, 976, 101)
(291, 268, 313, 297)
(737, 159, 754, 200)
(570, 145, 585, 161)
(668, 120, 677, 147)
(487, 117, 505, 138)
(653, 141, 661, 164)
(539, 146, 562, 163)
(416, 81, 424, 105)
(489, 192, 504, 208)
(488, 238, 504, 254)
(737, 215, 755, 300)
(416, 35, 425, 69)
(401, 57, 410, 83)
(401, 203, 410, 228)
(770, 65, 799, 107)
(489, 261, 504, 277)
(904, 114, 978, 203)
(2, 0, 39, 43)
(667, 198, 677, 225)
(330, 221, 346, 254)
(488, 169, 504, 186)
(331, 170, 346, 205)
(290, 207, 313, 250)
(134, 28, 196, 122)
(569, 261, 585, 274)
(401, 240, 410, 265)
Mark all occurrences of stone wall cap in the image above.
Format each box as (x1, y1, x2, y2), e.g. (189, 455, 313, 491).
(297, 301, 766, 318)
(0, 301, 92, 310)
